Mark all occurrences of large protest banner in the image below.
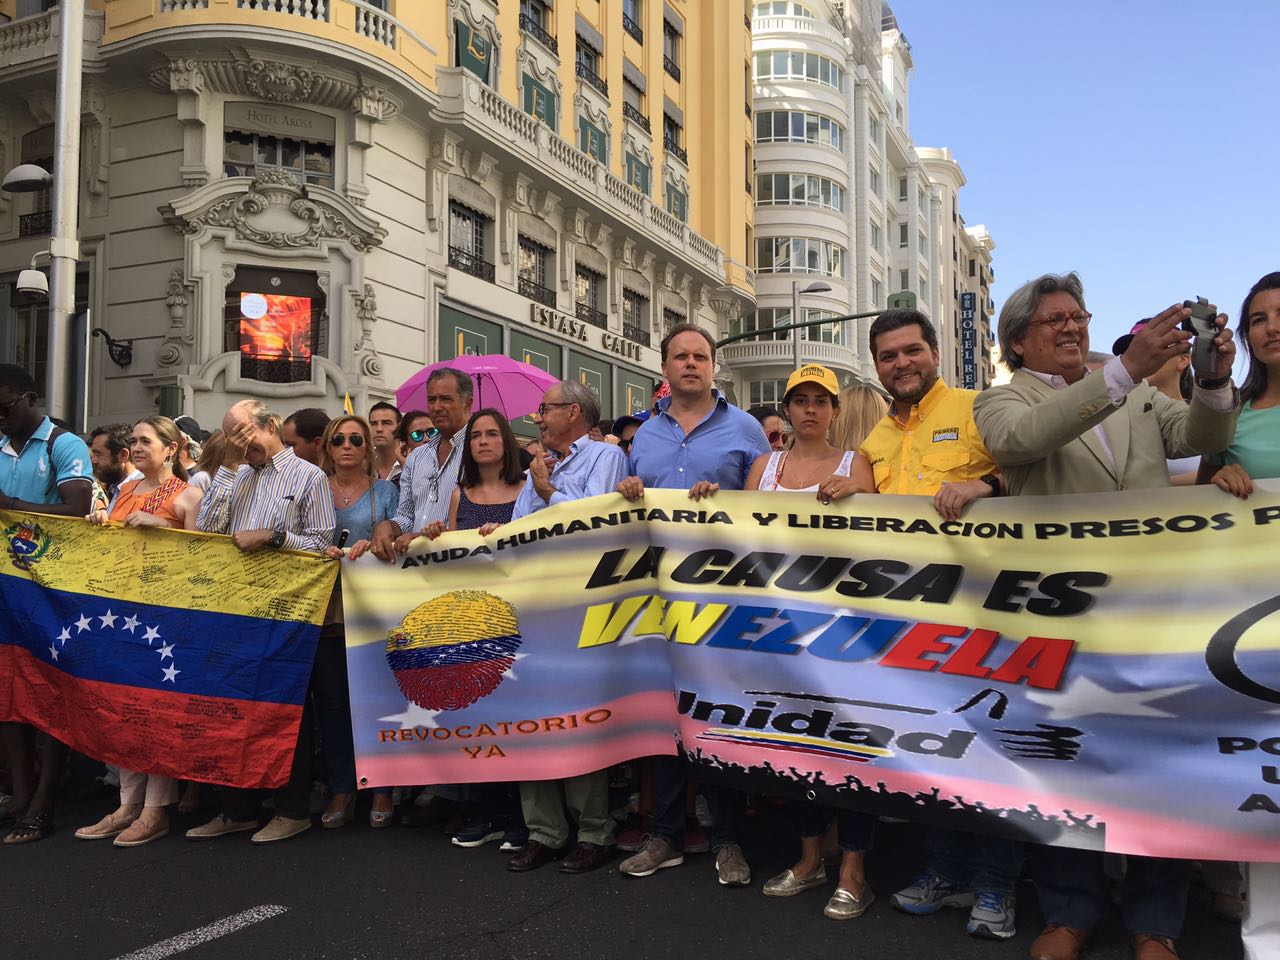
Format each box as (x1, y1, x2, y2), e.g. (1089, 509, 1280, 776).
(0, 513, 337, 789)
(343, 484, 1280, 861)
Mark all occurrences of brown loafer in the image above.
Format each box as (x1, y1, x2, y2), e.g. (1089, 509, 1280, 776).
(1031, 924, 1090, 960)
(1131, 934, 1179, 959)
(559, 841, 615, 874)
(507, 839, 565, 872)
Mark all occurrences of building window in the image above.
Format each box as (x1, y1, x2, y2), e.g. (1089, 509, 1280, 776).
(748, 379, 789, 406)
(869, 166, 880, 195)
(871, 277, 883, 306)
(224, 266, 326, 384)
(919, 187, 928, 209)
(18, 126, 53, 239)
(448, 202, 495, 282)
(523, 74, 557, 126)
(754, 237, 846, 278)
(575, 265, 607, 328)
(752, 50, 842, 91)
(661, 307, 685, 336)
(223, 130, 334, 188)
(752, 1, 813, 17)
(738, 307, 841, 344)
(898, 222, 908, 248)
(869, 116, 881, 144)
(622, 0, 643, 43)
(663, 20, 681, 79)
(662, 114, 687, 164)
(622, 78, 648, 128)
(755, 173, 843, 213)
(575, 36, 607, 95)
(519, 0, 558, 54)
(578, 118, 607, 162)
(665, 185, 687, 222)
(455, 19, 494, 85)
(869, 221, 881, 252)
(899, 269, 909, 291)
(969, 258, 976, 278)
(622, 288, 650, 346)
(518, 238, 555, 307)
(897, 176, 908, 202)
(753, 110, 844, 153)
(625, 152, 651, 194)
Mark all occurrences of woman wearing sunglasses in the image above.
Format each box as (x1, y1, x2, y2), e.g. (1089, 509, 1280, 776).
(396, 410, 435, 462)
(748, 404, 788, 452)
(317, 415, 399, 828)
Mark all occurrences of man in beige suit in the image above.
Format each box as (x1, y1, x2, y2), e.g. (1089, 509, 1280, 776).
(973, 272, 1237, 960)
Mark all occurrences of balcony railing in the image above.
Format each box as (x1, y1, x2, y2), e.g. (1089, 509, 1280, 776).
(663, 55, 680, 81)
(238, 0, 329, 19)
(519, 12, 558, 55)
(19, 210, 52, 238)
(354, 0, 395, 48)
(622, 321, 650, 347)
(623, 103, 650, 131)
(576, 302, 608, 329)
(518, 275, 556, 308)
(664, 136, 687, 165)
(449, 246, 495, 282)
(622, 12, 643, 43)
(575, 60, 608, 97)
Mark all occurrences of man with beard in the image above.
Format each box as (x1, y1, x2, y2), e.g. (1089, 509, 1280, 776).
(89, 423, 134, 502)
(834, 309, 1000, 521)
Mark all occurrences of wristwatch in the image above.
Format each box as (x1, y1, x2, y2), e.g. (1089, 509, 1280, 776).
(268, 529, 286, 549)
(1195, 374, 1231, 390)
(980, 474, 1001, 497)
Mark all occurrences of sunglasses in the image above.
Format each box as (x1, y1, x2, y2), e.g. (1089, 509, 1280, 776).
(330, 433, 365, 448)
(767, 430, 785, 445)
(408, 429, 432, 443)
(0, 392, 34, 417)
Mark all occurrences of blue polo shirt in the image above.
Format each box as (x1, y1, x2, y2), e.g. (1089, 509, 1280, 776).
(0, 417, 93, 505)
(628, 391, 770, 491)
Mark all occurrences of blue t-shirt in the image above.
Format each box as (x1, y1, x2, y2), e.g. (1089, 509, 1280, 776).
(628, 392, 770, 491)
(0, 417, 93, 505)
(332, 478, 399, 545)
(1206, 401, 1280, 480)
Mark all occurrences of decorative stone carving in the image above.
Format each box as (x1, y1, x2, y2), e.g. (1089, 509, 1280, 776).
(236, 61, 315, 103)
(159, 169, 388, 253)
(352, 86, 400, 123)
(352, 282, 380, 357)
(157, 269, 191, 367)
(461, 149, 498, 185)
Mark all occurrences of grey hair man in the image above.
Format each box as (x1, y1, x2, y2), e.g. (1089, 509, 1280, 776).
(371, 367, 474, 560)
(973, 272, 1237, 960)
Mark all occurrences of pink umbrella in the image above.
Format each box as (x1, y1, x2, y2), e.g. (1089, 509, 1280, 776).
(395, 354, 560, 421)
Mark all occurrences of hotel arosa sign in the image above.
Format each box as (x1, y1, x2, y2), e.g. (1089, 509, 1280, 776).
(529, 305, 645, 362)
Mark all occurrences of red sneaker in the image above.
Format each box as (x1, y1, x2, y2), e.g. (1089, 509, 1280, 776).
(616, 813, 652, 852)
(685, 817, 710, 854)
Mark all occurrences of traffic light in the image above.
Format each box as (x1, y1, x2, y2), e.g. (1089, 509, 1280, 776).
(886, 291, 917, 310)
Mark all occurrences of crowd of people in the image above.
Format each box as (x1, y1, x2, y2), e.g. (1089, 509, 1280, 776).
(2, 268, 1279, 960)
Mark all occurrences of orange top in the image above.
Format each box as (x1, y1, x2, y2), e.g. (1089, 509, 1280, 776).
(108, 476, 188, 527)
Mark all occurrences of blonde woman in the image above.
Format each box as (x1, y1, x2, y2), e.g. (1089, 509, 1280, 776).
(77, 417, 202, 847)
(829, 385, 887, 452)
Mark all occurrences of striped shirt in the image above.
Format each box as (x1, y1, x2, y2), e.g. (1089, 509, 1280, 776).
(392, 426, 466, 533)
(196, 446, 335, 553)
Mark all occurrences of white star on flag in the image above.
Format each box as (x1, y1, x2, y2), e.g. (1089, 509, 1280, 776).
(57, 627, 70, 644)
(48, 645, 59, 661)
(379, 703, 442, 730)
(162, 664, 180, 683)
(98, 610, 117, 629)
(142, 626, 160, 644)
(75, 614, 92, 633)
(122, 614, 140, 633)
(157, 642, 175, 660)
(1025, 676, 1196, 720)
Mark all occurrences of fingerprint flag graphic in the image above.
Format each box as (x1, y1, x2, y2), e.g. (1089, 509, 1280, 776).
(385, 590, 522, 711)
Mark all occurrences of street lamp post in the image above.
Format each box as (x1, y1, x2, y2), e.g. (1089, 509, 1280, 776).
(791, 279, 833, 368)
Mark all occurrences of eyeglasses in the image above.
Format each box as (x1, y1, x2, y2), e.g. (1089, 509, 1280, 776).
(536, 402, 575, 417)
(408, 429, 432, 443)
(767, 430, 785, 445)
(330, 434, 365, 448)
(1029, 311, 1092, 331)
(0, 392, 34, 417)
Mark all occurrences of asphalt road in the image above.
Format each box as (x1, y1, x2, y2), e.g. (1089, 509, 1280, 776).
(2, 791, 1244, 960)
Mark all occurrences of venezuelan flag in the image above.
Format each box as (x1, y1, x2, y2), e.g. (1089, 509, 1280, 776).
(0, 512, 337, 789)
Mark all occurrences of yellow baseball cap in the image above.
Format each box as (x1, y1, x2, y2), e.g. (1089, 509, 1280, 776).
(784, 363, 840, 399)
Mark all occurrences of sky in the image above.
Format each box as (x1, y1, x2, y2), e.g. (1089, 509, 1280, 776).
(892, 0, 1279, 362)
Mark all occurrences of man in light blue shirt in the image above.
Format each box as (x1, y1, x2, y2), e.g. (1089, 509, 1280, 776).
(506, 379, 625, 876)
(616, 323, 768, 888)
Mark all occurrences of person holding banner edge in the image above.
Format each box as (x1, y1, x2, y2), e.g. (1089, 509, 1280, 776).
(616, 323, 771, 887)
(973, 272, 1238, 960)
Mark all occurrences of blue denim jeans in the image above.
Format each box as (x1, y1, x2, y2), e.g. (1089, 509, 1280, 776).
(1033, 845, 1191, 938)
(928, 827, 1024, 895)
(650, 754, 745, 853)
(795, 801, 875, 853)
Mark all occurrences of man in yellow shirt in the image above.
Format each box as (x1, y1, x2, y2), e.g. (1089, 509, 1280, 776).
(852, 308, 1001, 520)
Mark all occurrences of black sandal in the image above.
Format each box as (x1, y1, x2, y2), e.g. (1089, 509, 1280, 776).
(4, 812, 53, 845)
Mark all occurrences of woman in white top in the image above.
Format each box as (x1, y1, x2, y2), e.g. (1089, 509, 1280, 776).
(747, 364, 877, 922)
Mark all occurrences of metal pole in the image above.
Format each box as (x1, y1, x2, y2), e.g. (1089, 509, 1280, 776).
(46, 0, 85, 422)
(791, 281, 801, 369)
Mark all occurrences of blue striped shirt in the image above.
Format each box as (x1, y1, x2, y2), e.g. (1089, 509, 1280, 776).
(392, 426, 466, 533)
(512, 436, 628, 520)
(196, 446, 335, 553)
